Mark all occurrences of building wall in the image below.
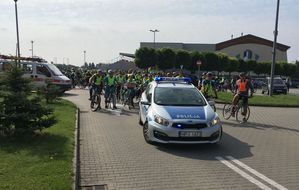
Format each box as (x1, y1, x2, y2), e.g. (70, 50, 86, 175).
(217, 43, 288, 62)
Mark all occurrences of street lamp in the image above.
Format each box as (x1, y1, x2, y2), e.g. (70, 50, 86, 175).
(83, 50, 86, 65)
(150, 29, 159, 49)
(30, 40, 34, 58)
(269, 0, 280, 96)
(14, 0, 21, 64)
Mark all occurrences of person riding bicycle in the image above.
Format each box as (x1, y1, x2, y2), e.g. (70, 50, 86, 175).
(201, 72, 218, 100)
(89, 69, 104, 102)
(104, 70, 118, 109)
(231, 72, 254, 118)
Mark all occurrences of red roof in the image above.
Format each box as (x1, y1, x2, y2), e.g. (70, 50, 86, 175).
(216, 34, 290, 52)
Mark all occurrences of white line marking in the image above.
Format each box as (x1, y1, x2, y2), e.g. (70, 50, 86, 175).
(215, 156, 272, 190)
(226, 156, 288, 190)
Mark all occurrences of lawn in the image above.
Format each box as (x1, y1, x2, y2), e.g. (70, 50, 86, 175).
(217, 92, 299, 107)
(0, 100, 76, 190)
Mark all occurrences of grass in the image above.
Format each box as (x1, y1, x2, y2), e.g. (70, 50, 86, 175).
(0, 99, 77, 190)
(217, 92, 299, 107)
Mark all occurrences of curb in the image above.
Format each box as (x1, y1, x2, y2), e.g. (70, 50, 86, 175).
(73, 108, 81, 190)
(215, 100, 299, 108)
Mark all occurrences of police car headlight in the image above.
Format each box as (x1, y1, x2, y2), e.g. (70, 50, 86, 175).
(154, 115, 170, 127)
(209, 116, 220, 127)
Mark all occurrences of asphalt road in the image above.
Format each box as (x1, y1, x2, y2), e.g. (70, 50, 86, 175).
(64, 89, 299, 190)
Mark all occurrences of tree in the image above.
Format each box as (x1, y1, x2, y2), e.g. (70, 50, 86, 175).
(217, 53, 229, 73)
(0, 64, 56, 136)
(157, 48, 176, 71)
(175, 50, 191, 70)
(238, 59, 248, 73)
(190, 51, 206, 73)
(135, 47, 158, 69)
(204, 52, 219, 71)
(226, 57, 240, 76)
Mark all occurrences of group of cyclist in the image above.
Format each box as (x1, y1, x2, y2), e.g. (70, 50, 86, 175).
(84, 68, 253, 117)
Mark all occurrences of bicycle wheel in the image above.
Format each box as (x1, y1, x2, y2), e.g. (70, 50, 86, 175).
(236, 106, 250, 123)
(222, 104, 232, 120)
(91, 95, 100, 112)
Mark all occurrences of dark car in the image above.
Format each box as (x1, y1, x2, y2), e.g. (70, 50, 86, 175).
(262, 77, 288, 95)
(291, 78, 299, 88)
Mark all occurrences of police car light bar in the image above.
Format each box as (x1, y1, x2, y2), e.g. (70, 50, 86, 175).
(154, 77, 192, 83)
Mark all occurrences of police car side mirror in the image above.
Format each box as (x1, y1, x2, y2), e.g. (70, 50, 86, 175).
(141, 101, 151, 106)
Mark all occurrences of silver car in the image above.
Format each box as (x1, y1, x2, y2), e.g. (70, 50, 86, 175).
(139, 77, 222, 145)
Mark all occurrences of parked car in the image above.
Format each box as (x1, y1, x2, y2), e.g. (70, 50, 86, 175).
(291, 78, 299, 88)
(261, 77, 288, 95)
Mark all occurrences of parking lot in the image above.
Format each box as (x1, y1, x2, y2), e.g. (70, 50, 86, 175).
(65, 89, 299, 190)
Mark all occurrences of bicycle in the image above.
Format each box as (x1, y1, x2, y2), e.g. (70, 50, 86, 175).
(222, 95, 251, 123)
(90, 84, 102, 112)
(123, 83, 136, 110)
(106, 87, 117, 110)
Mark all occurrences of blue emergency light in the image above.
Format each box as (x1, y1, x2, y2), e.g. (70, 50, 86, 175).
(154, 77, 192, 84)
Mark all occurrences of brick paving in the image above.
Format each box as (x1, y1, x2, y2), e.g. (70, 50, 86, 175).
(65, 89, 299, 190)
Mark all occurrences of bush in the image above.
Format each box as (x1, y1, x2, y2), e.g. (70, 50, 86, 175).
(37, 81, 62, 103)
(0, 64, 56, 136)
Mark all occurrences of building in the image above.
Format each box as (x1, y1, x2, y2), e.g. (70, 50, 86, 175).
(140, 34, 290, 62)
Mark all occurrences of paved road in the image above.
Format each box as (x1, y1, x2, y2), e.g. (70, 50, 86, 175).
(65, 89, 299, 190)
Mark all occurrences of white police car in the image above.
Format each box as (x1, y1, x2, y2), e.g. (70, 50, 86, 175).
(139, 77, 222, 144)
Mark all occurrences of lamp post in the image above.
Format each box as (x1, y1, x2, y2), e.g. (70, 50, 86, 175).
(150, 29, 159, 49)
(14, 0, 21, 64)
(83, 50, 86, 65)
(30, 40, 34, 58)
(269, 0, 280, 96)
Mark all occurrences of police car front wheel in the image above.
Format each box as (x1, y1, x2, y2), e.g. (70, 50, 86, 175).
(143, 122, 154, 144)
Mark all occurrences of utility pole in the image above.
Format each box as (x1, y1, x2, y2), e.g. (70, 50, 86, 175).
(269, 0, 280, 96)
(14, 0, 21, 65)
(83, 50, 86, 65)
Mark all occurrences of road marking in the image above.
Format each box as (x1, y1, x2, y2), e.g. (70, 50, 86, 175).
(215, 156, 272, 190)
(226, 156, 288, 190)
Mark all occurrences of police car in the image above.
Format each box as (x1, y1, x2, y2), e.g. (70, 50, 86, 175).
(139, 77, 222, 144)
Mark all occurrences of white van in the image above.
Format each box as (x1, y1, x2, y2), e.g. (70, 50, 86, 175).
(0, 56, 71, 92)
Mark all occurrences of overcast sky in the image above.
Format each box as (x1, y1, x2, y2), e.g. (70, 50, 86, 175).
(0, 0, 298, 66)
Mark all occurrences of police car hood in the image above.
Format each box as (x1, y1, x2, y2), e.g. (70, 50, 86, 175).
(153, 104, 215, 121)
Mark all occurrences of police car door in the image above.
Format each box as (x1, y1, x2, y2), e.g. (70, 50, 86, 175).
(140, 84, 152, 122)
(35, 64, 52, 87)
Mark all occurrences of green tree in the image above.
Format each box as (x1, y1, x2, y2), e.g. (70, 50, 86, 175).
(175, 50, 191, 70)
(157, 48, 176, 71)
(0, 65, 56, 136)
(190, 51, 206, 73)
(238, 59, 248, 73)
(217, 53, 229, 73)
(204, 52, 219, 71)
(226, 57, 240, 76)
(135, 47, 158, 69)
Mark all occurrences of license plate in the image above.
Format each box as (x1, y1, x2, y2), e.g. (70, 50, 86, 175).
(179, 131, 201, 137)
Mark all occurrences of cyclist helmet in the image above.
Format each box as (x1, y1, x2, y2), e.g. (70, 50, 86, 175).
(97, 69, 103, 73)
(108, 70, 113, 74)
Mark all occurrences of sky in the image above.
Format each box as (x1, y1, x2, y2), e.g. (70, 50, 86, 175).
(0, 0, 298, 66)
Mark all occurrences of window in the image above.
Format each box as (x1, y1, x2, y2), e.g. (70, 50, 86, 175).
(37, 65, 51, 77)
(243, 49, 253, 60)
(22, 63, 33, 74)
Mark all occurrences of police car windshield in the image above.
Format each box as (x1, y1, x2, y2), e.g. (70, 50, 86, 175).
(154, 87, 206, 106)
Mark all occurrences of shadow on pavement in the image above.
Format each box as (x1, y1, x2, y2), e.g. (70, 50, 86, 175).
(222, 120, 299, 133)
(63, 92, 79, 97)
(155, 132, 253, 161)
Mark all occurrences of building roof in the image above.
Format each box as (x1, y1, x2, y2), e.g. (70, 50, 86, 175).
(216, 34, 290, 51)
